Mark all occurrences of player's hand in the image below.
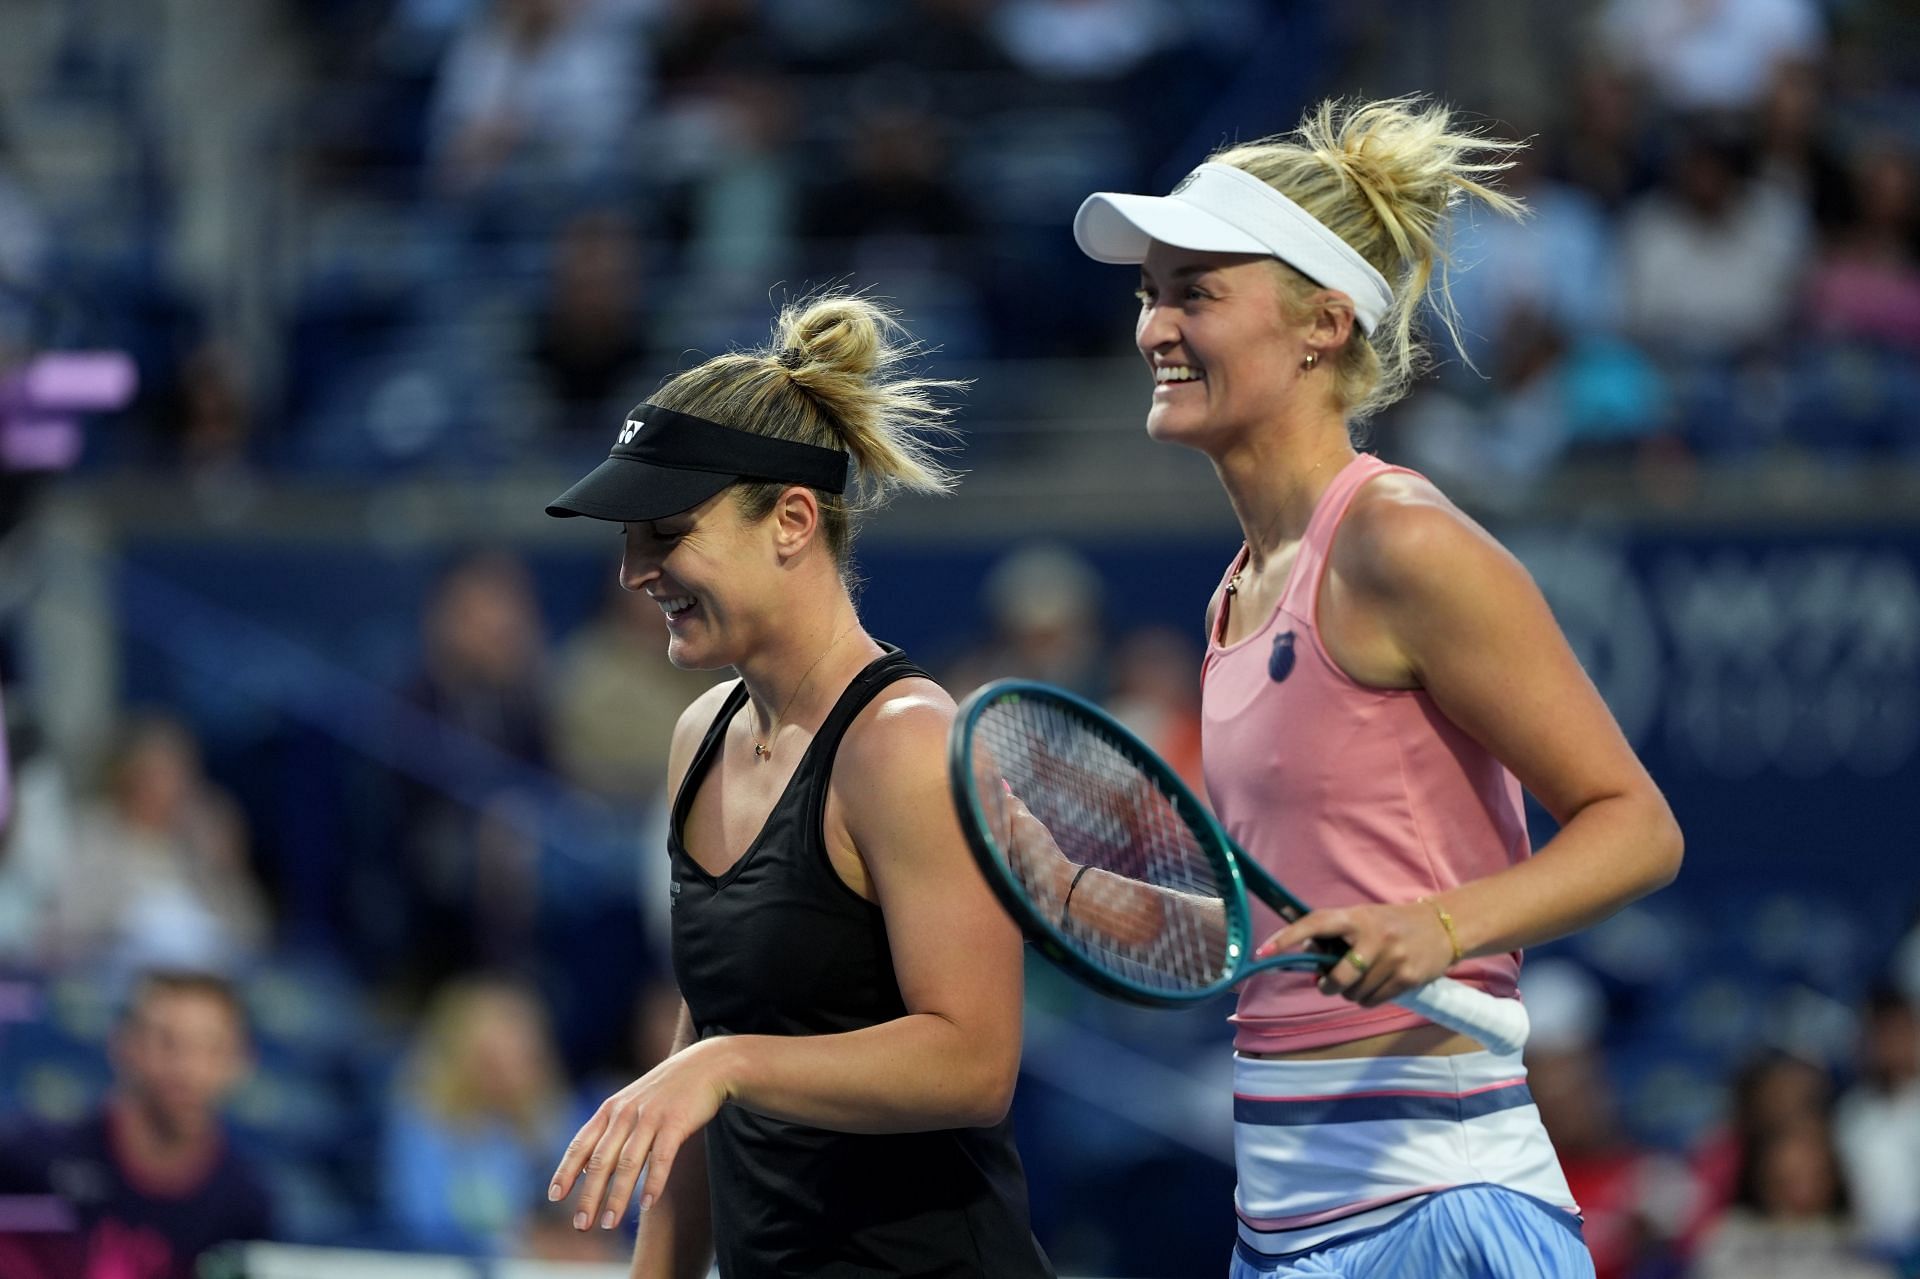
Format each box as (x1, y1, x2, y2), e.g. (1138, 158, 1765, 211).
(549, 1035, 735, 1231)
(1255, 901, 1456, 1006)
(1000, 785, 1076, 915)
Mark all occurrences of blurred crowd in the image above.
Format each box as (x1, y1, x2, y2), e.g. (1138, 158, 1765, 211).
(1, 0, 1919, 1274)
(0, 0, 1912, 486)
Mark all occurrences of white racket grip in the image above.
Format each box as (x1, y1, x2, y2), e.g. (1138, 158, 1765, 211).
(1393, 977, 1531, 1056)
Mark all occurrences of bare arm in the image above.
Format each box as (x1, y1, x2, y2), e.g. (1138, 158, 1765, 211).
(554, 683, 730, 1260)
(629, 1003, 710, 1279)
(1003, 788, 1228, 960)
(552, 684, 1028, 1227)
(1266, 482, 1683, 1004)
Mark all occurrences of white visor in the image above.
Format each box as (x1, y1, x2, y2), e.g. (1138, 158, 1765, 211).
(1074, 162, 1394, 335)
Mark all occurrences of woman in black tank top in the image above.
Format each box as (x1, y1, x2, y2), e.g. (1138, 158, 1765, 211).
(542, 294, 1053, 1279)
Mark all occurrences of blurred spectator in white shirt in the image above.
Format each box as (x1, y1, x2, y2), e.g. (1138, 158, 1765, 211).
(1599, 0, 1825, 114)
(43, 714, 269, 974)
(993, 0, 1178, 81)
(1833, 988, 1920, 1262)
(428, 0, 644, 196)
(1619, 118, 1813, 359)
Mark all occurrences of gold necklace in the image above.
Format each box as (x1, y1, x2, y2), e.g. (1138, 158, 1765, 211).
(751, 621, 860, 760)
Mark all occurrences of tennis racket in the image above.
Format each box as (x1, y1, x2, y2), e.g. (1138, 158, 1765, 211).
(947, 679, 1530, 1055)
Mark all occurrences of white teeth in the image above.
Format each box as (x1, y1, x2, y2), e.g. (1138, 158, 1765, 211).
(1155, 365, 1202, 383)
(658, 595, 694, 616)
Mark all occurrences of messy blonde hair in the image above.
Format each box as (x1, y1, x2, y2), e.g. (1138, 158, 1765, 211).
(650, 294, 960, 566)
(1210, 96, 1525, 421)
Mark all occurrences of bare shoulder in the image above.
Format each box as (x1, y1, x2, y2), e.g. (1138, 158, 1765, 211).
(829, 676, 961, 862)
(1333, 470, 1516, 600)
(838, 676, 956, 779)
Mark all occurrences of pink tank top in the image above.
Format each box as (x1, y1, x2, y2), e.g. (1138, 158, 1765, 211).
(1201, 453, 1527, 1053)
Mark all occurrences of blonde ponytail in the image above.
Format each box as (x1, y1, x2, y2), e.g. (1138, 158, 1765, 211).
(649, 293, 961, 564)
(1211, 96, 1526, 420)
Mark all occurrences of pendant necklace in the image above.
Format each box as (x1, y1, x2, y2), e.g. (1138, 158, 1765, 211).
(752, 622, 860, 759)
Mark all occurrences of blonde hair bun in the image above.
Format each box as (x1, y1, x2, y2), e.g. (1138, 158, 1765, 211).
(647, 291, 962, 565)
(777, 297, 885, 381)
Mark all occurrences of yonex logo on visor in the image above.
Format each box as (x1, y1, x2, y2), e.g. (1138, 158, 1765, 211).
(1073, 162, 1396, 335)
(546, 403, 851, 523)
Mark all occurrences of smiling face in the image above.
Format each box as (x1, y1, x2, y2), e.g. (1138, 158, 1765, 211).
(618, 489, 787, 671)
(1134, 243, 1315, 453)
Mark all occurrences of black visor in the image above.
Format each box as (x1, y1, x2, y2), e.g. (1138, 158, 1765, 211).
(546, 404, 852, 522)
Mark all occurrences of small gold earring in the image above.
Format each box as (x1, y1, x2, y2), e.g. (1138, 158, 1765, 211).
(1302, 351, 1319, 370)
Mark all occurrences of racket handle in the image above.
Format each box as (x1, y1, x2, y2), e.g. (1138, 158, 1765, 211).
(1392, 977, 1531, 1056)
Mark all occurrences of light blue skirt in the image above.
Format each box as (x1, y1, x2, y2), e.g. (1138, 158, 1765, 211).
(1228, 1183, 1594, 1278)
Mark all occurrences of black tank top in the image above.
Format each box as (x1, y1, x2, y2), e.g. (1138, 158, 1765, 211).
(669, 646, 1054, 1279)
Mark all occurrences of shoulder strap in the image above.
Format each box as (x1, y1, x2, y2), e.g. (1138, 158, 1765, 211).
(669, 679, 748, 844)
(807, 646, 928, 768)
(1279, 453, 1398, 624)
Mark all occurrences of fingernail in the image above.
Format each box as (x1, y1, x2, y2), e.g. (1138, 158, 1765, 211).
(600, 1211, 616, 1230)
(640, 1194, 654, 1212)
(573, 1211, 588, 1231)
(547, 1183, 561, 1202)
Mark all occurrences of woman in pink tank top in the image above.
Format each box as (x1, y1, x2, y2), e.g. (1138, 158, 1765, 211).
(1072, 98, 1684, 1277)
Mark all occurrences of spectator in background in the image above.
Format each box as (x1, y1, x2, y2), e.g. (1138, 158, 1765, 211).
(1549, 62, 1661, 213)
(549, 576, 716, 802)
(1524, 960, 1691, 1279)
(426, 0, 642, 200)
(1808, 141, 1920, 355)
(1104, 625, 1202, 795)
(528, 208, 652, 436)
(992, 0, 1179, 83)
(649, 0, 778, 99)
(1691, 1115, 1895, 1279)
(156, 340, 254, 476)
(1619, 116, 1813, 362)
(384, 975, 574, 1257)
(1597, 0, 1825, 115)
(1753, 60, 1852, 226)
(1685, 1048, 1834, 1252)
(655, 67, 802, 348)
(948, 542, 1107, 699)
(803, 98, 978, 273)
(395, 551, 551, 990)
(0, 112, 48, 294)
(0, 971, 272, 1279)
(1400, 124, 1673, 494)
(43, 713, 269, 974)
(1442, 128, 1621, 372)
(866, 0, 1018, 106)
(0, 702, 73, 963)
(1833, 987, 1920, 1263)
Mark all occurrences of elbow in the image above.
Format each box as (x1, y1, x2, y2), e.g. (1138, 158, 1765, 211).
(958, 1054, 1020, 1129)
(1646, 801, 1684, 892)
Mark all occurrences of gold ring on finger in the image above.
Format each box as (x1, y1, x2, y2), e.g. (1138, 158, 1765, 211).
(1348, 952, 1370, 974)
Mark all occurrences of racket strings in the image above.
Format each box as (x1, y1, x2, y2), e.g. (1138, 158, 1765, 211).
(975, 699, 1232, 992)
